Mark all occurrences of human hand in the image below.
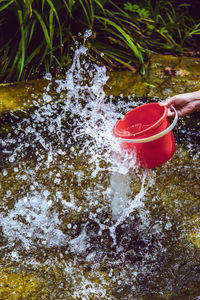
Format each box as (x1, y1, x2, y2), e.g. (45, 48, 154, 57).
(160, 91, 200, 117)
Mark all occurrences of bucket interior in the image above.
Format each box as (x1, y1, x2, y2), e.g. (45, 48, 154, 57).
(114, 103, 167, 138)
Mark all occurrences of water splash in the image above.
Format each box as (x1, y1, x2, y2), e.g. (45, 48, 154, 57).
(0, 190, 67, 250)
(0, 33, 151, 255)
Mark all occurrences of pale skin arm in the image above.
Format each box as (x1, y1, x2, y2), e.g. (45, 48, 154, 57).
(160, 90, 200, 117)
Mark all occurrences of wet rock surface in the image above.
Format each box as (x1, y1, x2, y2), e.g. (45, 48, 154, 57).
(1, 52, 200, 299)
(1, 54, 200, 115)
(107, 54, 200, 98)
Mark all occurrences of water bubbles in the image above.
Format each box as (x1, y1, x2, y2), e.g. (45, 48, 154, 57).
(43, 94, 52, 103)
(83, 29, 92, 45)
(3, 169, 8, 176)
(0, 191, 67, 249)
(11, 250, 19, 260)
(165, 221, 172, 230)
(69, 226, 88, 253)
(6, 190, 12, 197)
(8, 155, 15, 163)
(44, 73, 52, 81)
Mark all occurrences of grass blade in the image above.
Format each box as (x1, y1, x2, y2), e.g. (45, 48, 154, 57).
(28, 19, 37, 44)
(0, 0, 14, 12)
(79, 0, 91, 28)
(25, 42, 45, 66)
(33, 9, 51, 50)
(62, 0, 72, 17)
(49, 8, 54, 62)
(96, 16, 144, 65)
(46, 0, 63, 52)
(17, 9, 25, 80)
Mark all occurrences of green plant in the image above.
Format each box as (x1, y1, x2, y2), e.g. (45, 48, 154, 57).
(0, 0, 66, 81)
(0, 0, 200, 83)
(141, 0, 200, 51)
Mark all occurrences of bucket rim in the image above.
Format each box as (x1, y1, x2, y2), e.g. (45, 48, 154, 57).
(114, 102, 168, 139)
(114, 105, 178, 144)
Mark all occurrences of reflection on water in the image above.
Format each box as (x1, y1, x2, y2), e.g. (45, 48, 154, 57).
(1, 31, 200, 299)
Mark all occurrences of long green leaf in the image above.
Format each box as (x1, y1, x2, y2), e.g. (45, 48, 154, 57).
(94, 41, 136, 60)
(25, 42, 44, 66)
(46, 0, 60, 29)
(33, 9, 52, 50)
(90, 1, 94, 28)
(28, 19, 37, 44)
(17, 9, 25, 80)
(96, 16, 144, 65)
(42, 0, 45, 11)
(0, 0, 14, 12)
(49, 8, 54, 62)
(93, 47, 136, 70)
(49, 8, 54, 43)
(35, 45, 49, 71)
(94, 0, 105, 14)
(46, 0, 63, 51)
(79, 0, 91, 28)
(0, 45, 11, 76)
(62, 0, 72, 17)
(62, 0, 75, 17)
(7, 47, 20, 81)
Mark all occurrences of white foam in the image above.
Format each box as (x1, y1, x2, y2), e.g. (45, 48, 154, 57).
(0, 190, 67, 250)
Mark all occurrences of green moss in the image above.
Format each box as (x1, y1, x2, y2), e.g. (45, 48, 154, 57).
(1, 55, 200, 115)
(0, 267, 41, 299)
(0, 79, 57, 116)
(106, 54, 200, 98)
(187, 214, 200, 248)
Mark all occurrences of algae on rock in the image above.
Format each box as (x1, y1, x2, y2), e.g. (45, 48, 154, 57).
(0, 266, 42, 299)
(1, 55, 200, 116)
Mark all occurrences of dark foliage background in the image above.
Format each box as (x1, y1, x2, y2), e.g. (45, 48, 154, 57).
(0, 0, 200, 82)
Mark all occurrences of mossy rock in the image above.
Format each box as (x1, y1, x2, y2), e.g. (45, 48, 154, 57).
(0, 79, 60, 116)
(1, 54, 200, 117)
(0, 266, 42, 299)
(187, 214, 200, 248)
(106, 54, 200, 98)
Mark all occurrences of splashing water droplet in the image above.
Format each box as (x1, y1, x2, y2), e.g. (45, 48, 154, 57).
(0, 32, 150, 255)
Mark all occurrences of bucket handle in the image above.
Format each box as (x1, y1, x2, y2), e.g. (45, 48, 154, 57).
(117, 105, 178, 144)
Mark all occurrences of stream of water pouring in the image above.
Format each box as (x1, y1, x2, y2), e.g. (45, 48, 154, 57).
(0, 30, 152, 255)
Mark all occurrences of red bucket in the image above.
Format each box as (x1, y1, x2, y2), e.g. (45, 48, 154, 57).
(113, 103, 178, 169)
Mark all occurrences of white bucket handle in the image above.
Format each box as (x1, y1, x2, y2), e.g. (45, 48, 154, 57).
(118, 105, 178, 144)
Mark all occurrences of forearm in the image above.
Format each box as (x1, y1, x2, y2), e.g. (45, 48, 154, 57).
(163, 90, 200, 117)
(189, 91, 200, 108)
